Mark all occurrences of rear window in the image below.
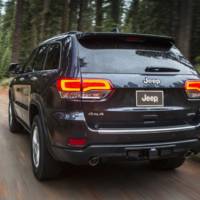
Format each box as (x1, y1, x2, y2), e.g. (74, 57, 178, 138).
(78, 36, 193, 74)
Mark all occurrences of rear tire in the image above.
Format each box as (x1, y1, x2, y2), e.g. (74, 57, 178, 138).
(8, 101, 23, 133)
(31, 115, 62, 181)
(150, 156, 185, 170)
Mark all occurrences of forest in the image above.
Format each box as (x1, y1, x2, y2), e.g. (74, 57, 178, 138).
(0, 0, 200, 79)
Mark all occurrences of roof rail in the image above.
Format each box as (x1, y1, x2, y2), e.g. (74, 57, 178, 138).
(67, 31, 82, 35)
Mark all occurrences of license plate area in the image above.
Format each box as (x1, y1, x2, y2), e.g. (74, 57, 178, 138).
(136, 90, 164, 107)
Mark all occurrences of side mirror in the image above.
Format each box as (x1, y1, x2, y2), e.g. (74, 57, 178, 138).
(8, 63, 22, 76)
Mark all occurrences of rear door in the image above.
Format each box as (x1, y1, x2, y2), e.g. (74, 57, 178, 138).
(21, 45, 48, 125)
(12, 49, 37, 122)
(77, 35, 200, 130)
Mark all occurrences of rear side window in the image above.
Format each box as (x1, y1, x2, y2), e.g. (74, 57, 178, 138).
(44, 43, 61, 70)
(78, 36, 193, 74)
(23, 49, 37, 73)
(33, 46, 48, 71)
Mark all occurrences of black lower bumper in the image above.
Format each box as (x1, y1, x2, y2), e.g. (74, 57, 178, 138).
(51, 139, 200, 165)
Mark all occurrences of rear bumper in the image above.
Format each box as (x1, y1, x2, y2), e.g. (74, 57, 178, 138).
(48, 111, 200, 164)
(51, 139, 200, 165)
(50, 111, 200, 145)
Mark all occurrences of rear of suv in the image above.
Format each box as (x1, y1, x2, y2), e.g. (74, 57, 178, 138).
(8, 32, 200, 180)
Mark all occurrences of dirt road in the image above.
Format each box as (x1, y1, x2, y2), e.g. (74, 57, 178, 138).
(1, 87, 200, 200)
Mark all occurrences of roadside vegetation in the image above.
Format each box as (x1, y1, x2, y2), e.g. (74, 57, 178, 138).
(0, 77, 12, 87)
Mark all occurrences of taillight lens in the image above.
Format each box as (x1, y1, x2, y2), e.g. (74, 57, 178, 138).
(82, 79, 113, 100)
(57, 78, 81, 99)
(185, 80, 200, 99)
(57, 78, 113, 100)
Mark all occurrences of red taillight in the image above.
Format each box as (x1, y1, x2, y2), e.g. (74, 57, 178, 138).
(82, 79, 112, 92)
(57, 78, 113, 100)
(185, 80, 200, 99)
(57, 78, 81, 92)
(67, 138, 87, 148)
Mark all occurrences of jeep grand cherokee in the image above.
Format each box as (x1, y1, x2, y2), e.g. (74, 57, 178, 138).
(8, 32, 200, 180)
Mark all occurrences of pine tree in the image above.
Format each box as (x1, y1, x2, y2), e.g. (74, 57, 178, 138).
(0, 0, 15, 78)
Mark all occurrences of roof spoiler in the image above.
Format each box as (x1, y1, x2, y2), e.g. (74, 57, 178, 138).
(76, 32, 175, 44)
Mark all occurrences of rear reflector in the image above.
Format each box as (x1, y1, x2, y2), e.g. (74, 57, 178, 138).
(57, 78, 113, 100)
(185, 80, 200, 99)
(67, 138, 87, 148)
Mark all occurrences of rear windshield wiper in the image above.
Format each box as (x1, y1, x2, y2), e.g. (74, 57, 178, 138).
(145, 66, 180, 73)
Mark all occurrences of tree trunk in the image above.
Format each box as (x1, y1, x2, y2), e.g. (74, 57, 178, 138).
(190, 0, 200, 60)
(111, 0, 120, 28)
(68, 0, 78, 31)
(95, 0, 103, 31)
(0, 0, 3, 16)
(131, 0, 139, 32)
(11, 0, 24, 63)
(77, 0, 88, 31)
(177, 0, 193, 59)
(40, 0, 50, 41)
(61, 0, 70, 33)
(169, 0, 179, 38)
(31, 19, 38, 48)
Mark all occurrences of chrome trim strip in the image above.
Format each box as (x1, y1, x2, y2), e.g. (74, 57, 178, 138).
(90, 139, 198, 149)
(98, 124, 199, 134)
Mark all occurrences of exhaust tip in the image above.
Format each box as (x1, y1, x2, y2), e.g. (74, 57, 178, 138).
(88, 156, 100, 167)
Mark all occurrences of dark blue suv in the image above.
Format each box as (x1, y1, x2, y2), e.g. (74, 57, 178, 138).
(8, 32, 200, 180)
